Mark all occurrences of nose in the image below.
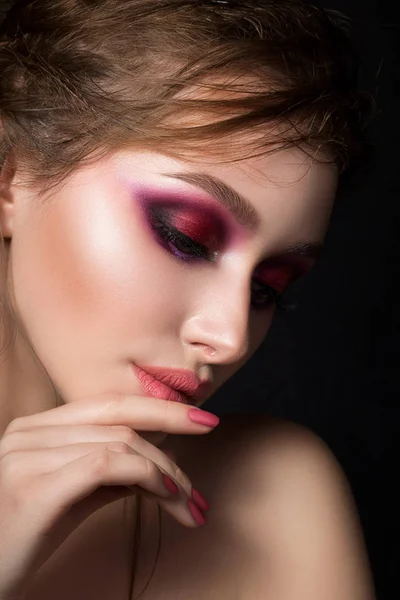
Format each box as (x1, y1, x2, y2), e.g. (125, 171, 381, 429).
(181, 274, 250, 366)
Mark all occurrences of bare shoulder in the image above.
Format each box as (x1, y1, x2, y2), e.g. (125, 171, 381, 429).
(177, 414, 376, 600)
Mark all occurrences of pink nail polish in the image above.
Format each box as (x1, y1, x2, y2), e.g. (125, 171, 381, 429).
(188, 408, 220, 428)
(192, 488, 210, 512)
(188, 499, 207, 526)
(162, 473, 179, 495)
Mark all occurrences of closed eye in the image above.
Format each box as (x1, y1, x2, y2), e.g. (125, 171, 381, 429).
(151, 215, 287, 312)
(152, 219, 216, 261)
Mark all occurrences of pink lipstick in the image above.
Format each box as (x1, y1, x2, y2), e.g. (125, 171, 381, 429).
(133, 364, 212, 405)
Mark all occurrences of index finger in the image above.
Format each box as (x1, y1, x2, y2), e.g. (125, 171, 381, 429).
(6, 394, 220, 434)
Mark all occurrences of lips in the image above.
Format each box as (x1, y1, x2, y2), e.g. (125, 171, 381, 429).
(133, 364, 212, 405)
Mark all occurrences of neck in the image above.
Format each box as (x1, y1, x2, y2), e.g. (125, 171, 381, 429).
(1, 240, 61, 435)
(0, 317, 61, 437)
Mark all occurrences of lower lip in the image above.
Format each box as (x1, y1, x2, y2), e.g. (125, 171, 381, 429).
(133, 365, 191, 404)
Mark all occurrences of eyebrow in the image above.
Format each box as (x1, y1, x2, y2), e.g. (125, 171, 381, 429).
(278, 241, 323, 260)
(163, 171, 260, 230)
(162, 171, 323, 260)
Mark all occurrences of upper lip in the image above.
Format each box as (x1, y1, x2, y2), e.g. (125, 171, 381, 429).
(135, 365, 213, 402)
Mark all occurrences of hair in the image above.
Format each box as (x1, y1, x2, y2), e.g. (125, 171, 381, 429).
(0, 0, 376, 597)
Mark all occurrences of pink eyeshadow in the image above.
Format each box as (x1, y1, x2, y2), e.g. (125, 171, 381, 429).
(168, 209, 223, 249)
(255, 256, 315, 293)
(133, 186, 246, 243)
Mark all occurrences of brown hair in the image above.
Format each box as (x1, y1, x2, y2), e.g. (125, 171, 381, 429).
(0, 0, 376, 597)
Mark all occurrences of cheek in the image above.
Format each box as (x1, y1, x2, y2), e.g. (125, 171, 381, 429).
(12, 202, 124, 340)
(10, 189, 182, 371)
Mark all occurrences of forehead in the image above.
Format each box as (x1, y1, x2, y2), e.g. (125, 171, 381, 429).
(115, 145, 338, 216)
(192, 148, 338, 239)
(116, 143, 337, 186)
(199, 145, 337, 191)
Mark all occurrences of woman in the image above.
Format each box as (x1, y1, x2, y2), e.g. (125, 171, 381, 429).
(0, 0, 376, 598)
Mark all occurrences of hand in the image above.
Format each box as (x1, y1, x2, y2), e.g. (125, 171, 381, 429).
(0, 394, 219, 599)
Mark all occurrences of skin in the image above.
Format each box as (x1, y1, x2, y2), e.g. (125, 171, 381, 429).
(0, 146, 377, 600)
(0, 146, 337, 444)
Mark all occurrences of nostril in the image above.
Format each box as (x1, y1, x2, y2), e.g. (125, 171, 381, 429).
(192, 343, 217, 357)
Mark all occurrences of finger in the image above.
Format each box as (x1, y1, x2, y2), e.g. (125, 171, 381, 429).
(6, 395, 218, 435)
(1, 424, 162, 457)
(0, 432, 191, 494)
(0, 425, 118, 454)
(37, 450, 202, 529)
(1, 440, 185, 482)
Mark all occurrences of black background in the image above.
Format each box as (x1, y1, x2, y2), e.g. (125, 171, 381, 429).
(204, 3, 398, 599)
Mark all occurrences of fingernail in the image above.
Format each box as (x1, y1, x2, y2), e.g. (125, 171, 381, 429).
(162, 473, 179, 495)
(192, 488, 210, 512)
(188, 408, 220, 428)
(188, 499, 207, 526)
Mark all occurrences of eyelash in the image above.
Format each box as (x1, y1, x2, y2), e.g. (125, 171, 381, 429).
(151, 218, 287, 312)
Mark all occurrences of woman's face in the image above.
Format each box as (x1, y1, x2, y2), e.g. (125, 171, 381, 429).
(2, 148, 337, 418)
